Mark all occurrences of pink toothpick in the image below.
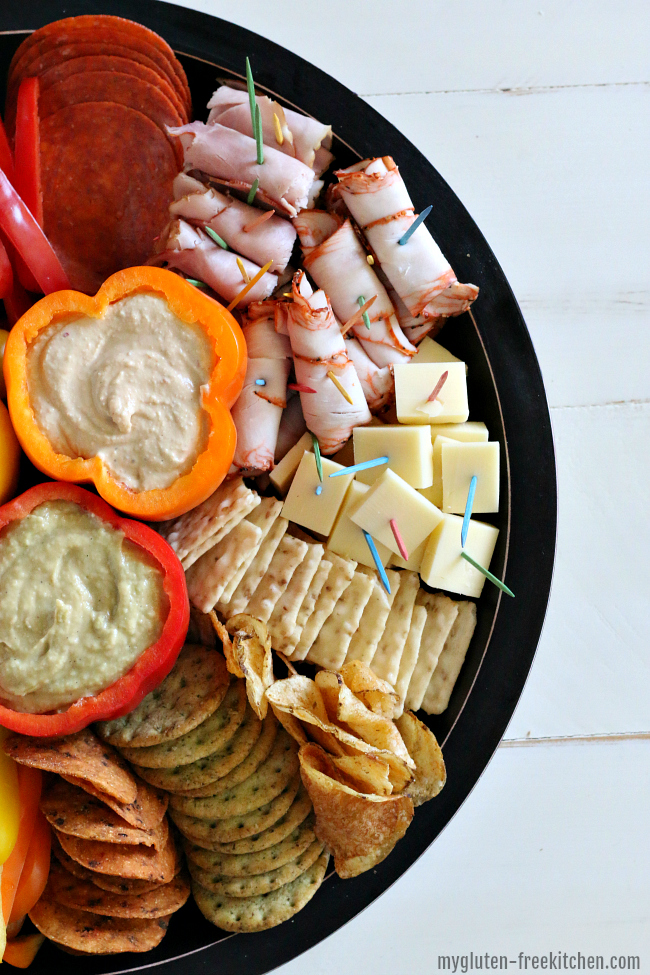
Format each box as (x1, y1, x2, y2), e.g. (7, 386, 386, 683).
(427, 370, 448, 402)
(389, 518, 409, 561)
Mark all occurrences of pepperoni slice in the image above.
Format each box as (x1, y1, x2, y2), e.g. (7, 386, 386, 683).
(40, 102, 178, 294)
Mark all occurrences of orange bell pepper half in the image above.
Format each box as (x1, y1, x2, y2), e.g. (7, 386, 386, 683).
(9, 812, 51, 925)
(4, 266, 247, 520)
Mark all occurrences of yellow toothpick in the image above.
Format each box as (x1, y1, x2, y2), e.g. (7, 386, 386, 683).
(273, 112, 284, 145)
(327, 370, 354, 405)
(226, 260, 274, 311)
(236, 256, 250, 283)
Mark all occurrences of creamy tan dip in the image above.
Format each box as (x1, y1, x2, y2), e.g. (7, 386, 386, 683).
(27, 293, 213, 492)
(0, 500, 167, 714)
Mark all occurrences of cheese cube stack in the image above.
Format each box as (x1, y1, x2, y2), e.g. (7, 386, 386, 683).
(269, 432, 313, 495)
(420, 513, 499, 597)
(281, 452, 354, 535)
(429, 421, 488, 444)
(441, 441, 500, 514)
(350, 468, 444, 558)
(352, 425, 433, 488)
(410, 336, 462, 365)
(327, 481, 392, 568)
(393, 362, 469, 425)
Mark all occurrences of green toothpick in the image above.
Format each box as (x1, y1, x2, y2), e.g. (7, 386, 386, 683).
(247, 177, 260, 204)
(205, 227, 229, 249)
(358, 295, 371, 330)
(245, 57, 256, 124)
(310, 432, 323, 483)
(460, 550, 514, 597)
(185, 278, 207, 288)
(255, 103, 264, 164)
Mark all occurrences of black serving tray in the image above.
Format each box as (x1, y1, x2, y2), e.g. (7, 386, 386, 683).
(0, 3, 557, 972)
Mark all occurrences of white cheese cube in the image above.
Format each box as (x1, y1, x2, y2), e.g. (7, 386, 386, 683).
(332, 417, 384, 470)
(410, 336, 461, 365)
(389, 536, 428, 572)
(281, 451, 354, 535)
(420, 513, 499, 598)
(393, 362, 469, 425)
(327, 481, 392, 569)
(420, 435, 457, 508)
(429, 421, 489, 444)
(352, 425, 433, 488)
(441, 441, 500, 514)
(269, 432, 313, 496)
(350, 468, 444, 557)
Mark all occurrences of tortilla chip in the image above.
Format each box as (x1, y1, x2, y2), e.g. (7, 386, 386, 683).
(40, 779, 162, 847)
(299, 743, 413, 878)
(219, 517, 288, 617)
(46, 859, 190, 918)
(340, 660, 399, 719)
(158, 478, 260, 569)
(29, 893, 171, 954)
(222, 616, 274, 720)
(307, 571, 375, 671)
(273, 557, 333, 657)
(290, 554, 356, 661)
(60, 774, 168, 830)
(96, 644, 230, 748)
(370, 570, 420, 685)
(4, 730, 137, 805)
(393, 603, 427, 719)
(218, 498, 284, 606)
(345, 570, 400, 666)
(55, 820, 177, 883)
(421, 601, 478, 715)
(267, 543, 324, 644)
(404, 593, 459, 712)
(50, 834, 173, 895)
(394, 711, 446, 805)
(186, 519, 263, 613)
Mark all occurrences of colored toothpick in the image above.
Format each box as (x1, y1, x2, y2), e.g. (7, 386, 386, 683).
(255, 103, 264, 165)
(326, 370, 354, 405)
(255, 378, 266, 386)
(398, 204, 433, 246)
(363, 531, 391, 594)
(340, 294, 377, 336)
(427, 370, 448, 402)
(310, 432, 323, 483)
(236, 256, 250, 283)
(389, 518, 409, 561)
(358, 295, 372, 329)
(329, 455, 389, 478)
(243, 208, 274, 233)
(247, 178, 260, 204)
(273, 112, 284, 145)
(226, 260, 274, 311)
(185, 278, 207, 288)
(288, 383, 316, 394)
(460, 551, 515, 597)
(366, 254, 375, 265)
(205, 226, 229, 249)
(315, 485, 323, 496)
(461, 475, 477, 548)
(245, 57, 256, 121)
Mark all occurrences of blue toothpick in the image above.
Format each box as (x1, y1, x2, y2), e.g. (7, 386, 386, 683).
(329, 456, 389, 478)
(255, 379, 266, 386)
(247, 177, 260, 204)
(315, 485, 323, 496)
(460, 551, 514, 597)
(461, 475, 477, 548)
(205, 227, 229, 249)
(398, 204, 433, 246)
(363, 531, 391, 594)
(358, 295, 371, 330)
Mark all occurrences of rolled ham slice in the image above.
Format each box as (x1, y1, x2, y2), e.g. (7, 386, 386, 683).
(207, 86, 334, 176)
(231, 309, 292, 474)
(171, 174, 296, 273)
(168, 121, 316, 218)
(295, 213, 415, 367)
(287, 271, 371, 454)
(335, 156, 478, 320)
(151, 219, 277, 306)
(345, 337, 393, 412)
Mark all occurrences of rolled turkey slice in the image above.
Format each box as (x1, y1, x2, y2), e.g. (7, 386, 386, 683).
(345, 337, 394, 412)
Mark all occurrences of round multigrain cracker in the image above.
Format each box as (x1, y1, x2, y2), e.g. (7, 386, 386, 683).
(119, 681, 247, 769)
(191, 850, 329, 932)
(169, 728, 298, 820)
(184, 783, 313, 855)
(29, 894, 172, 954)
(187, 837, 324, 897)
(169, 772, 301, 845)
(46, 858, 190, 918)
(173, 712, 277, 798)
(133, 708, 272, 795)
(184, 814, 316, 876)
(96, 646, 230, 748)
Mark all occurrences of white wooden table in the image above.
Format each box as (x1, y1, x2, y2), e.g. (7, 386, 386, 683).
(172, 1, 650, 968)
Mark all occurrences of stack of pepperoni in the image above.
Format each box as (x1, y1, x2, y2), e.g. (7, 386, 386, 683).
(4, 15, 190, 293)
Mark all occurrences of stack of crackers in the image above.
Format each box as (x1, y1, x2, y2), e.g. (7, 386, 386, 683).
(160, 478, 478, 716)
(96, 642, 327, 933)
(3, 729, 188, 956)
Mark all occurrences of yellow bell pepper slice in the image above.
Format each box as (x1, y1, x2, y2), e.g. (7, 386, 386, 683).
(0, 728, 20, 865)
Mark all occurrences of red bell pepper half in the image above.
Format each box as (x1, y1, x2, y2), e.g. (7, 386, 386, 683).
(0, 482, 190, 737)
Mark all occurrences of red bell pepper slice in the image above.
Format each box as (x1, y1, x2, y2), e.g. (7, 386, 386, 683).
(0, 235, 12, 300)
(0, 114, 15, 186)
(13, 80, 43, 229)
(0, 482, 189, 737)
(0, 171, 69, 295)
